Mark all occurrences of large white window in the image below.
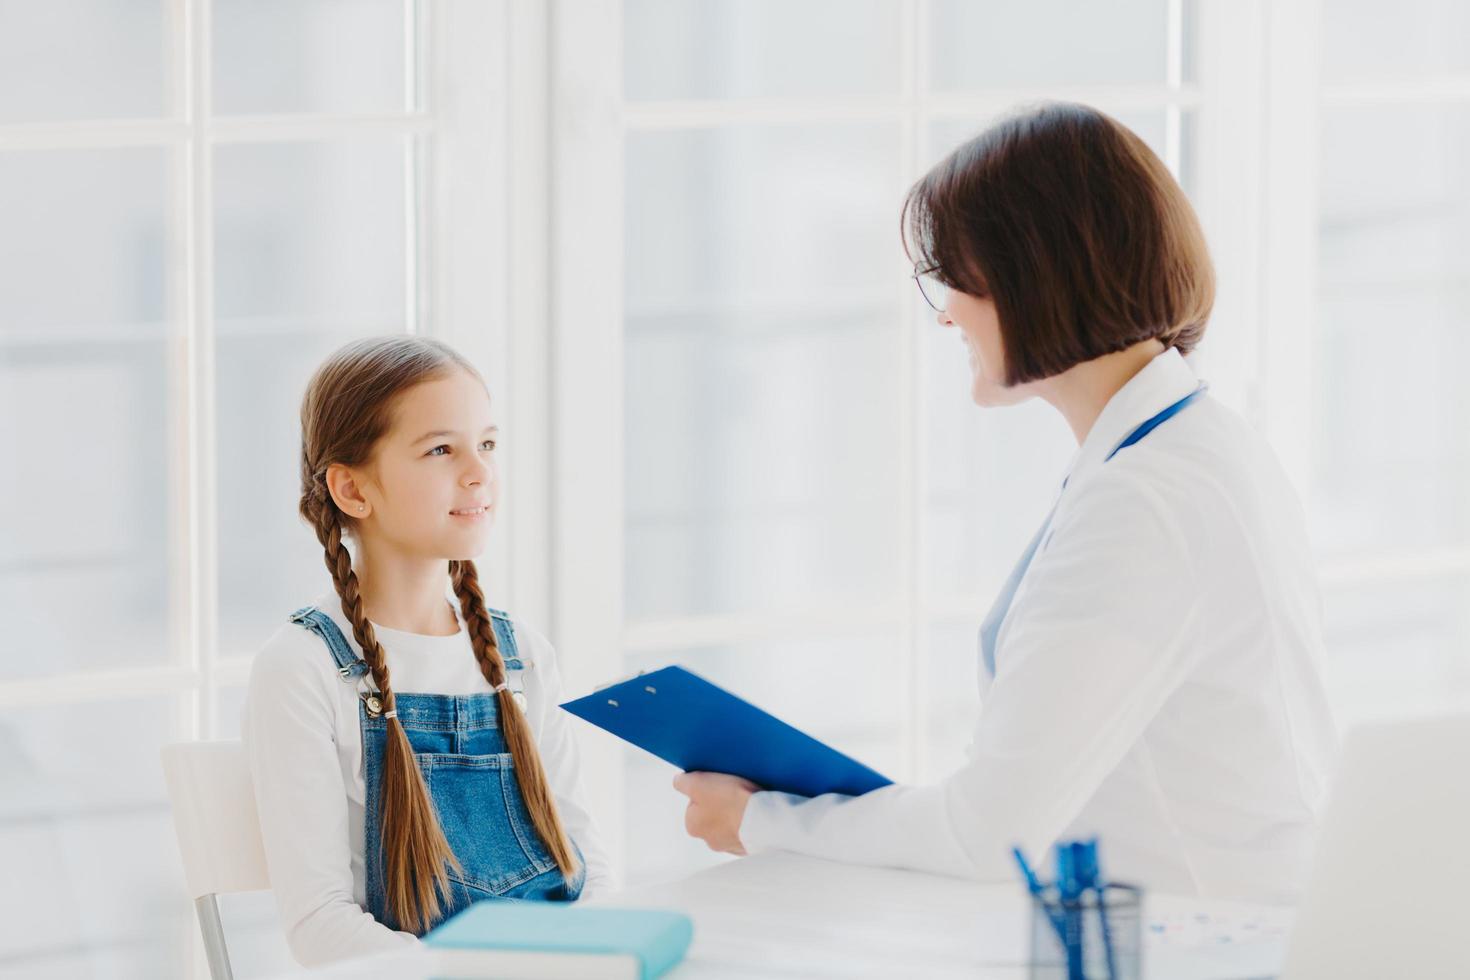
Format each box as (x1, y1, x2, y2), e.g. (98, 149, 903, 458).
(1313, 0, 1470, 719)
(0, 3, 534, 976)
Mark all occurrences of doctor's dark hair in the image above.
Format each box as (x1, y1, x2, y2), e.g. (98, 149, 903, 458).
(902, 102, 1215, 386)
(297, 336, 579, 934)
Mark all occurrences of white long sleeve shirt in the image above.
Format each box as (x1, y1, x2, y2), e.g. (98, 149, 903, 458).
(243, 593, 614, 966)
(740, 348, 1338, 905)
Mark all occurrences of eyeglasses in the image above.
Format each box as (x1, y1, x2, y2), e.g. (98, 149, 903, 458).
(912, 265, 949, 313)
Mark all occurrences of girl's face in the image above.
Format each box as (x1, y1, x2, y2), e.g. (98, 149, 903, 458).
(938, 289, 1034, 407)
(349, 369, 500, 561)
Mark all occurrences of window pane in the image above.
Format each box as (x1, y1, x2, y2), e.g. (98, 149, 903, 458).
(627, 126, 900, 304)
(925, 620, 983, 780)
(0, 0, 166, 123)
(213, 0, 407, 115)
(214, 140, 406, 322)
(1313, 104, 1470, 557)
(214, 139, 407, 655)
(0, 697, 189, 978)
(928, 0, 1172, 91)
(624, 124, 906, 621)
(625, 0, 903, 101)
(622, 634, 907, 885)
(925, 364, 1074, 604)
(0, 149, 170, 335)
(0, 148, 172, 680)
(1323, 576, 1470, 727)
(1323, 0, 1470, 83)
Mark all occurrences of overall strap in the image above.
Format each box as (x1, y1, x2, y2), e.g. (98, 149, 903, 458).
(484, 605, 525, 671)
(288, 606, 371, 680)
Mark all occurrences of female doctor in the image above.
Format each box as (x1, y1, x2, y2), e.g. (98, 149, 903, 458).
(673, 102, 1337, 905)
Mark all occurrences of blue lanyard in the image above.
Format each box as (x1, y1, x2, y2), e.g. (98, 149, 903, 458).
(1103, 383, 1207, 463)
(978, 382, 1207, 678)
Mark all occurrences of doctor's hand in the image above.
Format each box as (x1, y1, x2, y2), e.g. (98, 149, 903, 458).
(672, 771, 759, 855)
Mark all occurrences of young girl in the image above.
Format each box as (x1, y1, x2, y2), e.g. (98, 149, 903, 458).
(245, 336, 611, 965)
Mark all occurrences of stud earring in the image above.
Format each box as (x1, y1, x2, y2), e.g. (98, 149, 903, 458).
(358, 504, 365, 513)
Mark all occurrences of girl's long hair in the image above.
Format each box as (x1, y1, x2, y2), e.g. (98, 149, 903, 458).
(298, 335, 578, 933)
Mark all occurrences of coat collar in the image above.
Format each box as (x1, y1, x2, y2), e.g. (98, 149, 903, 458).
(1063, 347, 1202, 490)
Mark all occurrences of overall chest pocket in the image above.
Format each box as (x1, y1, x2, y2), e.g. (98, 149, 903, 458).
(415, 752, 557, 896)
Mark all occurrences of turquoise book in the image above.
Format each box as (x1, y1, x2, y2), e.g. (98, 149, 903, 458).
(424, 902, 694, 980)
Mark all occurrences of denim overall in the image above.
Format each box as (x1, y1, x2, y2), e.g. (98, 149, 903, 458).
(288, 604, 585, 934)
(979, 384, 1207, 677)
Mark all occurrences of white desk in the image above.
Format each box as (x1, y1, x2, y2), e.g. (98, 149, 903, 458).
(597, 853, 1291, 980)
(597, 853, 1032, 979)
(264, 853, 1292, 979)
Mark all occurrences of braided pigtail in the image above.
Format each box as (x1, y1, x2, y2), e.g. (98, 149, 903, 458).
(303, 480, 461, 934)
(450, 558, 580, 876)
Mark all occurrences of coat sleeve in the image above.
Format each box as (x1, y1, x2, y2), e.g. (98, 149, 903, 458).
(741, 471, 1201, 880)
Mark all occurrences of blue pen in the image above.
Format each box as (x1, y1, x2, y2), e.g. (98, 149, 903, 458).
(1074, 839, 1117, 980)
(1057, 844, 1086, 980)
(1010, 846, 1070, 956)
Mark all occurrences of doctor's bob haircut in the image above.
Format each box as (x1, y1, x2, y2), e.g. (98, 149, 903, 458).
(902, 102, 1215, 387)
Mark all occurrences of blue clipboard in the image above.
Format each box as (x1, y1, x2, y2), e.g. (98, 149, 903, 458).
(560, 665, 893, 798)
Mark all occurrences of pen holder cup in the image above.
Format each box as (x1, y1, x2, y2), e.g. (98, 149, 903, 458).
(1027, 882, 1142, 980)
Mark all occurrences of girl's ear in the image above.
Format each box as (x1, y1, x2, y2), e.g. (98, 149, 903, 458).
(326, 462, 371, 518)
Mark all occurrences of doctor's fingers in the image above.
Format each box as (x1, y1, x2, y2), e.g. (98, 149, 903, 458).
(672, 770, 718, 797)
(682, 800, 703, 838)
(673, 771, 759, 798)
(682, 800, 727, 851)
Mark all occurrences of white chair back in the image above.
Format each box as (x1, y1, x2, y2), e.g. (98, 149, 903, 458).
(161, 740, 272, 980)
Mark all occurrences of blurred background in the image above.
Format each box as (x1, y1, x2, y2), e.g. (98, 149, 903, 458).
(1, 0, 1467, 976)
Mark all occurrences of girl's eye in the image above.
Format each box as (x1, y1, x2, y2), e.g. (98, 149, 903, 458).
(427, 445, 450, 457)
(479, 439, 497, 452)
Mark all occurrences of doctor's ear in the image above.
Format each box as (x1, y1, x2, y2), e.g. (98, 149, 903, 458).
(325, 463, 371, 518)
